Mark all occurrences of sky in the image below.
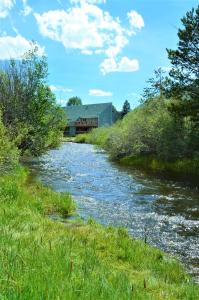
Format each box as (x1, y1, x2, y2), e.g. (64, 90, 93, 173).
(0, 0, 198, 110)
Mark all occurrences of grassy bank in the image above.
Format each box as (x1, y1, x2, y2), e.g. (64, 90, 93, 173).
(120, 156, 199, 178)
(74, 133, 90, 143)
(62, 136, 76, 143)
(74, 130, 199, 179)
(1, 166, 199, 299)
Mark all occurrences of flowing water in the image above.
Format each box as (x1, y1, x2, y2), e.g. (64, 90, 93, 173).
(27, 142, 199, 281)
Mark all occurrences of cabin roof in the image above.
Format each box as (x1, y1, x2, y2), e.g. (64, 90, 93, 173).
(64, 102, 112, 123)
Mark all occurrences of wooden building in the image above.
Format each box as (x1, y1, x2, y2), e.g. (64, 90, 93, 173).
(64, 102, 119, 136)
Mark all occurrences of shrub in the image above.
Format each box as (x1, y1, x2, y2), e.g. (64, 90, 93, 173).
(87, 97, 193, 162)
(0, 46, 65, 156)
(0, 111, 19, 171)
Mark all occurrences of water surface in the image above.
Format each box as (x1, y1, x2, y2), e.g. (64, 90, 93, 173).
(27, 142, 199, 281)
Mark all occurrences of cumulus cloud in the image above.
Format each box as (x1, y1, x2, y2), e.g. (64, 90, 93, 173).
(0, 0, 33, 17)
(128, 10, 144, 30)
(0, 0, 15, 18)
(50, 85, 73, 93)
(89, 89, 112, 97)
(0, 35, 45, 60)
(34, 5, 126, 55)
(81, 49, 93, 55)
(34, 1, 144, 74)
(21, 0, 32, 16)
(100, 56, 139, 74)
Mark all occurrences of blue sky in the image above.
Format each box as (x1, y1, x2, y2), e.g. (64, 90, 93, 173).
(0, 0, 198, 110)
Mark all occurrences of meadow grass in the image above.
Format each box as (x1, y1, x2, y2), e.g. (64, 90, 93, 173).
(74, 134, 89, 143)
(0, 166, 199, 299)
(62, 136, 76, 143)
(74, 128, 110, 146)
(120, 156, 199, 178)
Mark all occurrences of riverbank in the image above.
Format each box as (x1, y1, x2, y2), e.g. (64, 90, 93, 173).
(74, 133, 199, 182)
(119, 156, 199, 181)
(0, 165, 199, 299)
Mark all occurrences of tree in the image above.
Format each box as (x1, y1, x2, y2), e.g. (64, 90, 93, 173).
(166, 5, 199, 120)
(0, 110, 18, 171)
(121, 100, 131, 118)
(166, 5, 199, 154)
(67, 96, 82, 106)
(141, 68, 166, 102)
(0, 45, 65, 155)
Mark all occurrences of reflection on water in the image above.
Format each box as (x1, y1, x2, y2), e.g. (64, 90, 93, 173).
(27, 142, 199, 281)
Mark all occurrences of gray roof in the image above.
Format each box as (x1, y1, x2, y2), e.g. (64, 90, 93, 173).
(64, 103, 112, 123)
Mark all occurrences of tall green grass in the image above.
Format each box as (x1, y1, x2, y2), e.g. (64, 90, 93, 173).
(0, 166, 198, 299)
(74, 128, 110, 147)
(120, 155, 199, 177)
(74, 133, 89, 143)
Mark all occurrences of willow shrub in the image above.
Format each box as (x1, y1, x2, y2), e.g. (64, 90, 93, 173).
(86, 127, 111, 147)
(87, 97, 191, 161)
(0, 46, 65, 157)
(120, 97, 187, 161)
(0, 111, 19, 171)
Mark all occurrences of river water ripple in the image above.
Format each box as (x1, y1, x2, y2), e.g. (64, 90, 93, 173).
(28, 142, 199, 281)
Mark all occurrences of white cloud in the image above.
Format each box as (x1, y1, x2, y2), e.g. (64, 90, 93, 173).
(100, 56, 139, 74)
(34, 5, 125, 55)
(50, 85, 73, 93)
(34, 1, 144, 74)
(71, 0, 106, 4)
(89, 89, 112, 97)
(0, 0, 15, 18)
(21, 0, 32, 16)
(0, 35, 45, 60)
(105, 34, 128, 58)
(128, 10, 144, 30)
(81, 49, 93, 55)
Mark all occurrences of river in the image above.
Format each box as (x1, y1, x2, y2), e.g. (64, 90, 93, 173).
(27, 142, 199, 282)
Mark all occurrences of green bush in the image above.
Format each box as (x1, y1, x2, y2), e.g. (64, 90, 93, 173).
(74, 134, 88, 143)
(0, 46, 65, 156)
(0, 111, 19, 171)
(86, 127, 114, 148)
(88, 97, 194, 162)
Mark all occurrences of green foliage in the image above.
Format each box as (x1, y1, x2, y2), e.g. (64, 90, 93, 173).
(121, 100, 131, 118)
(0, 45, 65, 156)
(67, 96, 82, 106)
(0, 166, 74, 217)
(165, 5, 199, 155)
(167, 5, 199, 93)
(166, 5, 199, 129)
(0, 111, 19, 171)
(121, 156, 199, 177)
(86, 127, 111, 147)
(89, 97, 187, 161)
(74, 133, 89, 143)
(0, 168, 198, 299)
(142, 68, 167, 102)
